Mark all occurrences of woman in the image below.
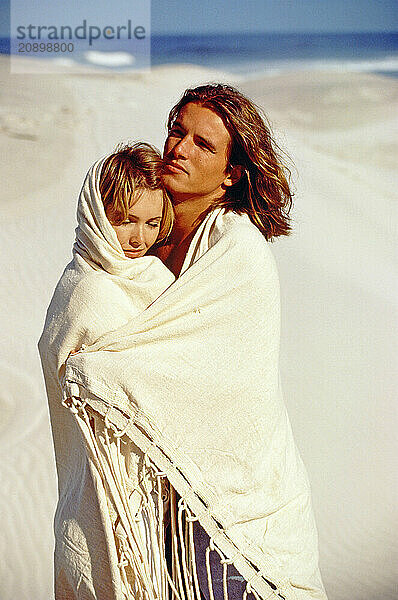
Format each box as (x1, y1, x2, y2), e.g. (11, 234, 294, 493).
(39, 143, 175, 598)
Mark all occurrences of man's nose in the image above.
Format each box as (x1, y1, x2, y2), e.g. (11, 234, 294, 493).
(170, 135, 190, 158)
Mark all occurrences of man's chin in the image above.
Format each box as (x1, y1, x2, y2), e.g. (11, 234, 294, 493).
(162, 175, 190, 198)
(162, 172, 182, 185)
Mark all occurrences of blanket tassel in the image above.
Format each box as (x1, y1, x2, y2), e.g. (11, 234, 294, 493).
(63, 396, 277, 600)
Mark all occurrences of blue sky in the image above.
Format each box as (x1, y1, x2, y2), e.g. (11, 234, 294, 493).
(1, 0, 398, 37)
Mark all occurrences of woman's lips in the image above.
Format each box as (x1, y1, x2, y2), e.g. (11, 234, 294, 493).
(123, 248, 145, 257)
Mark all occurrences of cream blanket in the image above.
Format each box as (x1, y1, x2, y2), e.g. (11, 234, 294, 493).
(62, 204, 328, 600)
(39, 158, 175, 598)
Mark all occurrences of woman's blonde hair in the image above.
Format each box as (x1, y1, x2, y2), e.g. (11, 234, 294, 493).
(99, 142, 174, 245)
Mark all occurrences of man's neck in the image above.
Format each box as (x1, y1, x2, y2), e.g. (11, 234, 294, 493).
(154, 192, 224, 276)
(169, 193, 218, 245)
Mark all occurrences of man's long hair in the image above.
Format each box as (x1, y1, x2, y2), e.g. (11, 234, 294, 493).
(167, 84, 293, 240)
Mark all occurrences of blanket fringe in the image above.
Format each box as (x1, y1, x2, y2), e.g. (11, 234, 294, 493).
(63, 395, 281, 600)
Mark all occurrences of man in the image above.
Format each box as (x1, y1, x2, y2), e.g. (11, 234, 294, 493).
(155, 83, 292, 275)
(152, 84, 327, 599)
(63, 84, 327, 600)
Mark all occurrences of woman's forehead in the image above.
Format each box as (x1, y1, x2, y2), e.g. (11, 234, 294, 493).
(128, 188, 163, 215)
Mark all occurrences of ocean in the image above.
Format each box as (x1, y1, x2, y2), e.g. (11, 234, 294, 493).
(1, 32, 398, 78)
(151, 32, 398, 78)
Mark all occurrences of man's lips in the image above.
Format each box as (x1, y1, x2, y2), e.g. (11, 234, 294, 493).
(164, 161, 188, 174)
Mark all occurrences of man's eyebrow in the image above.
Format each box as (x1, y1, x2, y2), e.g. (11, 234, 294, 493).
(171, 119, 216, 151)
(195, 134, 216, 151)
(171, 119, 185, 131)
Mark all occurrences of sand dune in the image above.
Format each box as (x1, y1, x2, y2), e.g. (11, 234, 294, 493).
(0, 56, 397, 599)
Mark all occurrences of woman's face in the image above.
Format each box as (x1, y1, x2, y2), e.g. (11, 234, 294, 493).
(108, 188, 163, 258)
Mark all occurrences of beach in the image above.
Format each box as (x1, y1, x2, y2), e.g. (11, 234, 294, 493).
(0, 55, 397, 599)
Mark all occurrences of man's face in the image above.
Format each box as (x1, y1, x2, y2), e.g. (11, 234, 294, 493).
(162, 102, 232, 203)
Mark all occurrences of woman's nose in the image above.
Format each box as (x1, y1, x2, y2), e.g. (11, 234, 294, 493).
(129, 225, 145, 247)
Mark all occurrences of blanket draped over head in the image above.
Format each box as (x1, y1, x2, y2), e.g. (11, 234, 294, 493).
(61, 187, 328, 599)
(38, 158, 175, 598)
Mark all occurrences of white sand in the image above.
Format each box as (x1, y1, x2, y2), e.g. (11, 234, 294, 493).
(0, 57, 397, 599)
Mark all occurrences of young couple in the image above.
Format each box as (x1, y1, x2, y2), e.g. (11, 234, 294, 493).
(40, 84, 327, 600)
